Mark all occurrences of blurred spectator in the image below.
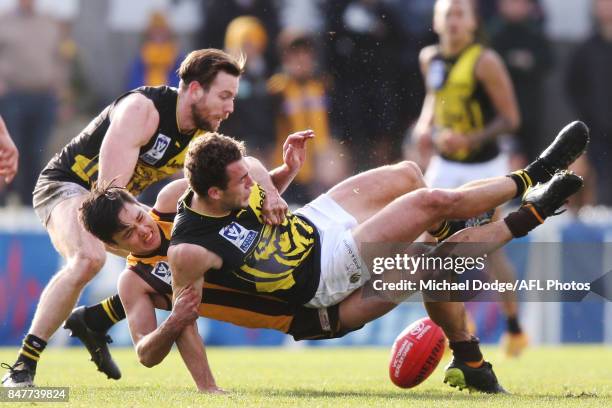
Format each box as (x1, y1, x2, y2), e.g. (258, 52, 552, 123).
(268, 31, 331, 204)
(198, 0, 280, 72)
(566, 0, 612, 205)
(489, 0, 554, 162)
(125, 12, 185, 206)
(324, 0, 404, 170)
(220, 16, 275, 160)
(126, 12, 182, 90)
(0, 0, 65, 206)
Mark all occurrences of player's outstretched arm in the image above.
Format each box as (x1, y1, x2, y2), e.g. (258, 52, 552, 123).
(118, 270, 198, 367)
(176, 319, 224, 394)
(270, 129, 314, 193)
(0, 115, 18, 183)
(98, 93, 160, 187)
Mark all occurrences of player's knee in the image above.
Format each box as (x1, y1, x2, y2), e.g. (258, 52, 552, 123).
(393, 161, 425, 188)
(416, 188, 462, 216)
(69, 251, 106, 285)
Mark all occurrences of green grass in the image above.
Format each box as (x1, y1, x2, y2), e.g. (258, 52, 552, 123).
(1, 346, 610, 407)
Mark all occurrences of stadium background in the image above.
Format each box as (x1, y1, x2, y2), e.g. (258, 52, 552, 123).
(0, 0, 610, 349)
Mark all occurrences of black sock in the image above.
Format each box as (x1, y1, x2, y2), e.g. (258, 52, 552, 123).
(507, 316, 522, 335)
(507, 170, 533, 199)
(16, 334, 47, 372)
(84, 295, 126, 333)
(525, 159, 555, 185)
(449, 336, 484, 364)
(504, 205, 543, 238)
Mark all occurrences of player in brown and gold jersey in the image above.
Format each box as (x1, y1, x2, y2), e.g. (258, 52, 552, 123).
(2, 49, 256, 388)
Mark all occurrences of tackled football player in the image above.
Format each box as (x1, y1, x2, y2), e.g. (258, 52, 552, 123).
(73, 132, 324, 393)
(1, 49, 285, 388)
(167, 122, 587, 393)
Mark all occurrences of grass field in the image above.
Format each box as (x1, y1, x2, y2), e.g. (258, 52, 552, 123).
(1, 346, 610, 407)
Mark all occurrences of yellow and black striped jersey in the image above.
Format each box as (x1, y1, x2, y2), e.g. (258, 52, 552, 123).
(39, 86, 206, 195)
(171, 184, 321, 305)
(127, 209, 345, 340)
(426, 44, 498, 163)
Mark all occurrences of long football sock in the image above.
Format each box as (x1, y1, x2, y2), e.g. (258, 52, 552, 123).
(84, 295, 126, 332)
(15, 334, 47, 372)
(449, 336, 484, 368)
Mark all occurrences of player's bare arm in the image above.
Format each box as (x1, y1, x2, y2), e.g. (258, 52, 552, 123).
(117, 270, 198, 367)
(413, 46, 438, 141)
(176, 320, 224, 394)
(270, 129, 315, 192)
(469, 49, 521, 148)
(0, 115, 18, 183)
(98, 93, 160, 187)
(413, 47, 438, 157)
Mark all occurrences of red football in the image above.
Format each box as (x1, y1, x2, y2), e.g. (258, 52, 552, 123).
(389, 317, 446, 388)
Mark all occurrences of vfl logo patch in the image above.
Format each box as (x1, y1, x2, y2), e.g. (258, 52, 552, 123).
(141, 134, 171, 165)
(151, 261, 172, 285)
(219, 222, 258, 253)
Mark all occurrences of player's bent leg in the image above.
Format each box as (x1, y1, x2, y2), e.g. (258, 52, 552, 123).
(3, 195, 106, 387)
(337, 287, 398, 330)
(31, 195, 106, 340)
(327, 161, 426, 223)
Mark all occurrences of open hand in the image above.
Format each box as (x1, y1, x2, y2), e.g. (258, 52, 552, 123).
(282, 130, 314, 173)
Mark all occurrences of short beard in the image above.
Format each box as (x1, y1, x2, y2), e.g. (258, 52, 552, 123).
(190, 103, 215, 132)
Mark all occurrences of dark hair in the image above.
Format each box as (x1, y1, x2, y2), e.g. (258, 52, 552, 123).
(177, 48, 245, 90)
(184, 133, 246, 197)
(79, 181, 139, 244)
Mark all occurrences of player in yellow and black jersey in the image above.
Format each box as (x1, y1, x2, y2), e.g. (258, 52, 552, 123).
(167, 121, 587, 393)
(40, 86, 202, 196)
(122, 208, 341, 340)
(2, 49, 248, 389)
(412, 0, 530, 358)
(172, 184, 321, 305)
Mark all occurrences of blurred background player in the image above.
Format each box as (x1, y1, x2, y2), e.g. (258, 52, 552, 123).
(413, 0, 528, 356)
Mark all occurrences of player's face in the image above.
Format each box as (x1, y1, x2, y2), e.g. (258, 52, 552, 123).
(191, 71, 239, 131)
(219, 159, 254, 210)
(112, 203, 162, 254)
(434, 0, 477, 43)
